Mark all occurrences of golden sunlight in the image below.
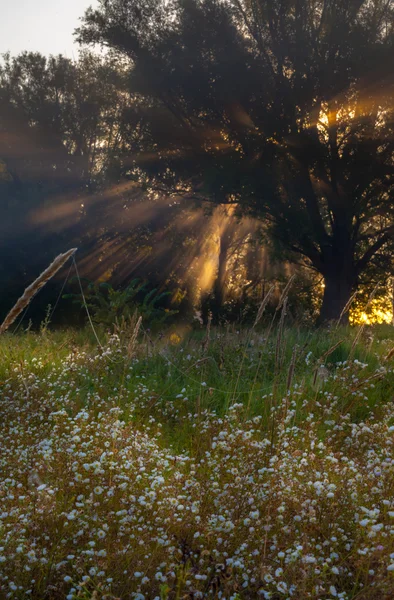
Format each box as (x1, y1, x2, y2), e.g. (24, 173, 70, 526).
(350, 297, 393, 325)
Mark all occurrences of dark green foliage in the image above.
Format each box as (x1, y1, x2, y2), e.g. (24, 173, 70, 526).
(76, 0, 394, 321)
(63, 277, 177, 327)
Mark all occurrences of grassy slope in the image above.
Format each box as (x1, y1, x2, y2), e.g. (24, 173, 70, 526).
(0, 324, 394, 600)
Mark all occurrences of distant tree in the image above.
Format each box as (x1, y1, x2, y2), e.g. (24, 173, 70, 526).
(0, 51, 127, 183)
(0, 51, 124, 321)
(77, 0, 394, 322)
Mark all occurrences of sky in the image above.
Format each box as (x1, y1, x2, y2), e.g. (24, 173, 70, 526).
(0, 0, 98, 58)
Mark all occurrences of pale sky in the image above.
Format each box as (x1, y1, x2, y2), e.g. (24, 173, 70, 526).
(0, 0, 98, 58)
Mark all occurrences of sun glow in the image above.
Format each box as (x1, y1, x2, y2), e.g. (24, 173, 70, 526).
(350, 297, 393, 325)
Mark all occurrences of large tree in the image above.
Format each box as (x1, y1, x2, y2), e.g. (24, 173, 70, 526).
(77, 0, 394, 321)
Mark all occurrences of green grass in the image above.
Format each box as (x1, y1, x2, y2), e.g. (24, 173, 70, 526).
(0, 323, 393, 448)
(0, 322, 394, 599)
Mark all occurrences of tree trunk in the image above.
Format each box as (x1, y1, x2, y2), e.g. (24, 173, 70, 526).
(318, 269, 356, 325)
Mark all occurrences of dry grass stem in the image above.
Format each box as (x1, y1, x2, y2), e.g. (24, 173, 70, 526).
(201, 312, 212, 354)
(312, 341, 344, 388)
(253, 285, 275, 328)
(321, 339, 344, 361)
(275, 297, 288, 374)
(0, 248, 77, 335)
(385, 346, 394, 362)
(350, 284, 379, 356)
(127, 315, 142, 358)
(286, 344, 298, 392)
(276, 275, 295, 311)
(336, 290, 358, 328)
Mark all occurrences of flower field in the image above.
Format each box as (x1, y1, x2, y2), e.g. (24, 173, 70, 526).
(0, 326, 394, 599)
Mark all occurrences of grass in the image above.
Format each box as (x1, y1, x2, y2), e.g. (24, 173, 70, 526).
(0, 321, 394, 599)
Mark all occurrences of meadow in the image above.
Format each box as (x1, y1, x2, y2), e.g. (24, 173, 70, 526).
(0, 320, 394, 600)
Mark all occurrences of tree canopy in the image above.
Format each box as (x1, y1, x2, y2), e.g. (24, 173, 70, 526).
(76, 0, 394, 321)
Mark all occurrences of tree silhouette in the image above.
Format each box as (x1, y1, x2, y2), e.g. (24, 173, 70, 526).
(0, 51, 123, 320)
(77, 0, 394, 322)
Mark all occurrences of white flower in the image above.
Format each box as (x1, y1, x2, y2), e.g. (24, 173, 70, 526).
(305, 352, 313, 365)
(331, 566, 339, 575)
(303, 555, 316, 564)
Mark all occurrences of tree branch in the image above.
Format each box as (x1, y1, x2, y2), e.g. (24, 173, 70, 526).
(356, 225, 394, 272)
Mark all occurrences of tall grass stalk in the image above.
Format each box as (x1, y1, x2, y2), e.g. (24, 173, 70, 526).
(253, 284, 275, 329)
(336, 290, 358, 328)
(350, 283, 379, 357)
(286, 343, 298, 393)
(0, 248, 77, 335)
(275, 297, 288, 377)
(128, 316, 142, 359)
(246, 279, 294, 414)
